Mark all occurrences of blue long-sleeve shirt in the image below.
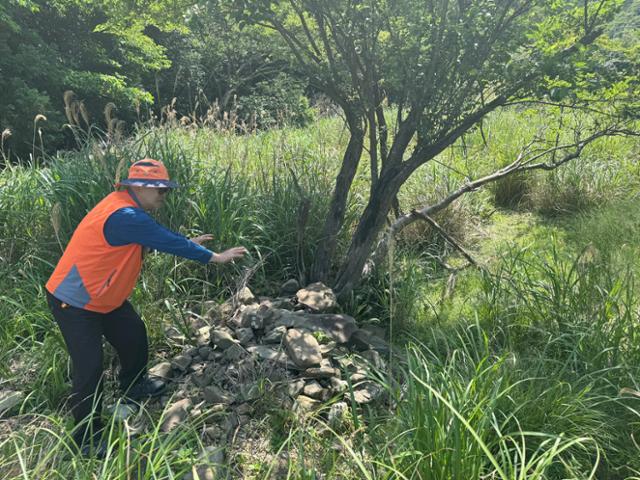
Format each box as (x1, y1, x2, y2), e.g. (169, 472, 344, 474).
(103, 207, 214, 263)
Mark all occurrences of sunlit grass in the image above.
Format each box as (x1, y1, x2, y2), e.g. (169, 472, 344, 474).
(1, 107, 640, 477)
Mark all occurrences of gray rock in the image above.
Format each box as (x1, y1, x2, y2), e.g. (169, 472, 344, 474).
(246, 345, 290, 367)
(233, 304, 260, 328)
(203, 385, 234, 405)
(273, 310, 304, 328)
(361, 349, 386, 370)
(235, 327, 254, 346)
(320, 341, 337, 354)
(211, 329, 238, 350)
(294, 395, 319, 413)
(182, 466, 215, 480)
(263, 325, 287, 344)
(250, 314, 264, 330)
(235, 402, 252, 416)
(284, 313, 358, 344)
(287, 379, 305, 397)
(203, 300, 223, 323)
(328, 402, 349, 429)
(203, 445, 225, 466)
(352, 382, 382, 404)
(192, 371, 213, 388)
(198, 346, 212, 358)
(161, 398, 192, 432)
(196, 326, 211, 346)
(165, 326, 186, 343)
(329, 377, 348, 394)
(187, 346, 200, 357)
(204, 424, 225, 441)
(270, 298, 295, 310)
(257, 303, 274, 321)
(349, 329, 390, 354)
(284, 329, 322, 368)
(148, 361, 172, 379)
(172, 354, 192, 372)
(222, 343, 245, 362)
(280, 278, 300, 296)
(303, 380, 325, 400)
(235, 287, 257, 305)
(296, 282, 337, 312)
(350, 371, 368, 383)
(303, 366, 340, 379)
(0, 390, 24, 415)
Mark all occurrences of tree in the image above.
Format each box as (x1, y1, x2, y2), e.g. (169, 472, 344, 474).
(149, 3, 312, 128)
(0, 0, 187, 162)
(230, 0, 637, 297)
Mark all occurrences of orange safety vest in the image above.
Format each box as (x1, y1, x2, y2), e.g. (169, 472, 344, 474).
(46, 190, 143, 313)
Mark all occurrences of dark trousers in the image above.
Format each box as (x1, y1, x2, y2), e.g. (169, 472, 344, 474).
(46, 291, 148, 443)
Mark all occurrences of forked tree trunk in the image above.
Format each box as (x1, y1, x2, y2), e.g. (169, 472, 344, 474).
(310, 117, 365, 282)
(334, 169, 405, 297)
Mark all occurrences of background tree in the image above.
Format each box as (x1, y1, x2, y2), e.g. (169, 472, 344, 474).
(150, 2, 313, 129)
(0, 0, 178, 161)
(230, 0, 638, 297)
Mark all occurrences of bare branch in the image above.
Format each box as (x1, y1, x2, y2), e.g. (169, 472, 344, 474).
(372, 124, 638, 264)
(412, 210, 479, 267)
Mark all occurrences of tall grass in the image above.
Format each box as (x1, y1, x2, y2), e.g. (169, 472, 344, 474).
(1, 107, 640, 478)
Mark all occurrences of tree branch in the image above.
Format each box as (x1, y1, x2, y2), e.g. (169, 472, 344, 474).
(372, 123, 638, 264)
(412, 210, 479, 267)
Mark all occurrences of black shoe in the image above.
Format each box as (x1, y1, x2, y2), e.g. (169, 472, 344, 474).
(124, 376, 166, 402)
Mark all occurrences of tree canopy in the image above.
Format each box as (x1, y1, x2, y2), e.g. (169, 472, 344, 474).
(227, 0, 639, 295)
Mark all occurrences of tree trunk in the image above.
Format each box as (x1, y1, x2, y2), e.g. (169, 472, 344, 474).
(310, 117, 365, 283)
(334, 169, 405, 297)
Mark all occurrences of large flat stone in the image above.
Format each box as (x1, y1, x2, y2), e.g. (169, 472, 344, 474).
(287, 313, 358, 344)
(349, 328, 390, 354)
(211, 329, 238, 349)
(203, 385, 234, 405)
(296, 282, 337, 311)
(283, 328, 322, 368)
(161, 398, 192, 432)
(246, 345, 291, 368)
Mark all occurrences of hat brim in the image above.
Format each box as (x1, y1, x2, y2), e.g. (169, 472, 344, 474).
(117, 179, 179, 188)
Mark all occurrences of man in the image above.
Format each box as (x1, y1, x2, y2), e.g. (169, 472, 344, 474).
(46, 158, 247, 456)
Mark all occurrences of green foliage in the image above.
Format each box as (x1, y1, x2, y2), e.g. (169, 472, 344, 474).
(150, 4, 312, 129)
(236, 73, 314, 128)
(1, 112, 640, 477)
(0, 0, 175, 161)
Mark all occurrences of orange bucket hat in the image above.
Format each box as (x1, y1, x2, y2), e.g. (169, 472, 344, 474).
(116, 158, 179, 188)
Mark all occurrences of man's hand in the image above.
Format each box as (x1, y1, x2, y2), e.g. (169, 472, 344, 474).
(209, 246, 248, 264)
(190, 234, 214, 246)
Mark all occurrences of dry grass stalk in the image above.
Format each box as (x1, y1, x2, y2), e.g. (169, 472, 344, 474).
(114, 155, 127, 186)
(51, 203, 64, 253)
(1, 128, 11, 162)
(104, 103, 116, 127)
(114, 120, 126, 143)
(63, 91, 78, 126)
(33, 114, 48, 164)
(79, 101, 90, 128)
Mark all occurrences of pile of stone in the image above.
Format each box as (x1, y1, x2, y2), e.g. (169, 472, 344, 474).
(148, 281, 390, 438)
